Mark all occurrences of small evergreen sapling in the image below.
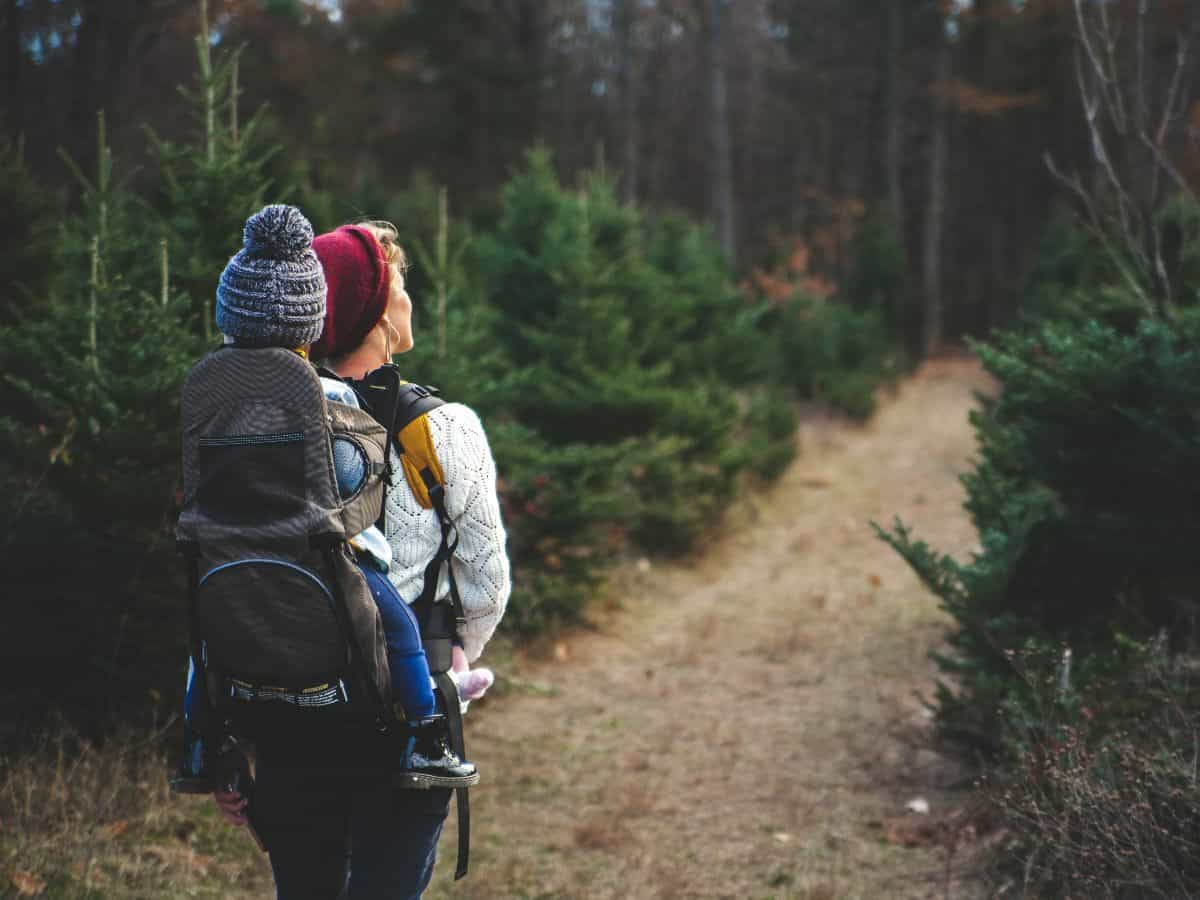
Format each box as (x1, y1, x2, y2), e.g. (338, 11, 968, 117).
(147, 23, 276, 342)
(2, 113, 203, 534)
(877, 312, 1200, 754)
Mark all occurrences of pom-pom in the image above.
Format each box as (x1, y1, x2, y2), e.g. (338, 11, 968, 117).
(242, 204, 315, 261)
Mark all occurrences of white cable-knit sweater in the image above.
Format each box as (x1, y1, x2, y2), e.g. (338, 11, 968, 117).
(383, 402, 511, 662)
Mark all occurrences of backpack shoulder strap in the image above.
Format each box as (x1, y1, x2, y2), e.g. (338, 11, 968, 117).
(345, 365, 447, 507)
(395, 404, 445, 510)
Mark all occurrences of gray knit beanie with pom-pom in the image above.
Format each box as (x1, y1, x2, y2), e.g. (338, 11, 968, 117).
(215, 204, 327, 347)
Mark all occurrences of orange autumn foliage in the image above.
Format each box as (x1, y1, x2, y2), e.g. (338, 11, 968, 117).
(931, 78, 1043, 116)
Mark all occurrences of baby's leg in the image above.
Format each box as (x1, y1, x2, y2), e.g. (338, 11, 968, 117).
(357, 562, 438, 720)
(184, 654, 222, 731)
(172, 656, 218, 793)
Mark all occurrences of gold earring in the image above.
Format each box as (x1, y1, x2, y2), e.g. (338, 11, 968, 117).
(381, 317, 393, 360)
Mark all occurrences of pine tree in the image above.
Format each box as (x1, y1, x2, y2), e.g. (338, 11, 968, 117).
(1, 111, 201, 534)
(148, 6, 276, 341)
(0, 137, 61, 325)
(462, 151, 777, 631)
(877, 309, 1200, 753)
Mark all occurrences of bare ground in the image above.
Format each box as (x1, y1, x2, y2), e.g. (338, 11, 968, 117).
(427, 356, 994, 900)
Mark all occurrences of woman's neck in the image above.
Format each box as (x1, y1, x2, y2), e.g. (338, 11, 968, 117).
(329, 342, 387, 381)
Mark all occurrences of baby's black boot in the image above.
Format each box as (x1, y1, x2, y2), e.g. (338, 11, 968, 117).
(394, 715, 480, 790)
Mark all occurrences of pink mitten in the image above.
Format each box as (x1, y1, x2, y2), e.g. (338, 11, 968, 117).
(456, 667, 494, 701)
(450, 644, 494, 701)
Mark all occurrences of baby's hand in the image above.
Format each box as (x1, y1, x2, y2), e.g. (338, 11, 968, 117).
(457, 667, 494, 701)
(450, 644, 494, 701)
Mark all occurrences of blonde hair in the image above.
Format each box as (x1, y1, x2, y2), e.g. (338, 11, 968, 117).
(354, 220, 408, 284)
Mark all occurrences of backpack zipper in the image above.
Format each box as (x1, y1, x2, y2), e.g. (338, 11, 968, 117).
(199, 558, 334, 606)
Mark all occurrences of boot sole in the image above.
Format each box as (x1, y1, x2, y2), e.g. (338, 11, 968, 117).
(395, 771, 480, 790)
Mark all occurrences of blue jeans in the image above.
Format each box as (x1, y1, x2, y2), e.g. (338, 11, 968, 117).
(248, 711, 450, 900)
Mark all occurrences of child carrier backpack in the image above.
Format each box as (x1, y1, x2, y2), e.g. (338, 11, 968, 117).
(176, 345, 393, 724)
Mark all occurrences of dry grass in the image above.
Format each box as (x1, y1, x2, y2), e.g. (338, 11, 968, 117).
(0, 722, 270, 899)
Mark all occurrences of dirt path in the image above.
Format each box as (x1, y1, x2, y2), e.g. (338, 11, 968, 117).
(429, 358, 994, 900)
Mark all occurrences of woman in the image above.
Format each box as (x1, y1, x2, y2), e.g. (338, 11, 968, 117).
(214, 218, 511, 900)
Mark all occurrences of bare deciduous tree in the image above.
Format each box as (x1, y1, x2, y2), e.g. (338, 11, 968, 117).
(614, 0, 640, 205)
(923, 23, 951, 356)
(1045, 0, 1200, 313)
(702, 0, 736, 263)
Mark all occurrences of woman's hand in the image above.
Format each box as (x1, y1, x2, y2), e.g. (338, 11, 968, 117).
(213, 789, 249, 826)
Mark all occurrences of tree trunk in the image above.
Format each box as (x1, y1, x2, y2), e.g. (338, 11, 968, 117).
(69, 0, 104, 167)
(884, 0, 904, 228)
(615, 0, 639, 205)
(2, 0, 21, 135)
(702, 0, 736, 263)
(922, 35, 951, 357)
(988, 219, 1006, 333)
(513, 0, 545, 145)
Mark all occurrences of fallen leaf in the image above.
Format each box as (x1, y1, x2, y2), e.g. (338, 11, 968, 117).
(143, 845, 174, 864)
(883, 817, 940, 848)
(107, 819, 130, 838)
(85, 868, 109, 888)
(867, 574, 882, 588)
(10, 870, 46, 896)
(190, 851, 214, 876)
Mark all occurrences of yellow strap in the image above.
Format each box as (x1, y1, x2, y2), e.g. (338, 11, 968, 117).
(396, 414, 445, 510)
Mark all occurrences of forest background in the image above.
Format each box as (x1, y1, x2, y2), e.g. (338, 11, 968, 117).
(5, 1, 1200, 896)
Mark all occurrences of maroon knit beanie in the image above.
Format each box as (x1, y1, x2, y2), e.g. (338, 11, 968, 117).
(311, 225, 391, 360)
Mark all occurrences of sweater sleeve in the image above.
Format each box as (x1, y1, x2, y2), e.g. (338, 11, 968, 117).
(383, 402, 511, 662)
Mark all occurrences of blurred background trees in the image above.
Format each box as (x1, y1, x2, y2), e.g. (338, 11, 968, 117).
(8, 0, 1199, 339)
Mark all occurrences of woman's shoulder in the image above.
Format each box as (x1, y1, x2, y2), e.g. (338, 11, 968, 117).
(426, 402, 496, 464)
(428, 401, 486, 433)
